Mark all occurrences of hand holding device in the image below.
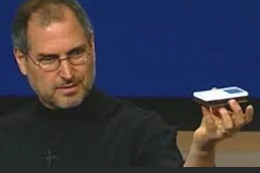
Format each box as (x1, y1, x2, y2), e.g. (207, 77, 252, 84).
(193, 86, 249, 108)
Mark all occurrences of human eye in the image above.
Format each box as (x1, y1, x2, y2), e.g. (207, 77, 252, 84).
(69, 48, 86, 59)
(38, 55, 58, 65)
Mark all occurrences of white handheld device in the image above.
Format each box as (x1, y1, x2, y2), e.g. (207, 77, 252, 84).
(193, 86, 249, 107)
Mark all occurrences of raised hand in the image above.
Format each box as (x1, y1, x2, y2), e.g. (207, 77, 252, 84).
(193, 99, 254, 149)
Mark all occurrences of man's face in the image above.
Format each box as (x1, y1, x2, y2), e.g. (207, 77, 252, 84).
(14, 8, 96, 109)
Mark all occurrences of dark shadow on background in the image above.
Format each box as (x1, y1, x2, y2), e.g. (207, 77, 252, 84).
(1, 96, 258, 131)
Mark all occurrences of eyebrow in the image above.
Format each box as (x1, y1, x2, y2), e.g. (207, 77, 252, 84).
(67, 44, 87, 56)
(37, 44, 88, 59)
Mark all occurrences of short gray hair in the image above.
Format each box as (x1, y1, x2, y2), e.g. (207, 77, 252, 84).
(12, 0, 94, 54)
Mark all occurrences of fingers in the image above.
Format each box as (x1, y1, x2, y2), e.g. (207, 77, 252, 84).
(201, 106, 215, 128)
(228, 99, 254, 125)
(198, 101, 254, 142)
(218, 108, 236, 135)
(244, 105, 254, 124)
(227, 100, 245, 129)
(215, 100, 254, 137)
(201, 106, 211, 117)
(228, 99, 243, 115)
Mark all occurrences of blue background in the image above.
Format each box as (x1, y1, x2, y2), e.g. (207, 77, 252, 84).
(1, 0, 260, 98)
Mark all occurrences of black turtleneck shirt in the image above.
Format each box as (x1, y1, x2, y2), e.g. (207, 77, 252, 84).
(0, 87, 184, 167)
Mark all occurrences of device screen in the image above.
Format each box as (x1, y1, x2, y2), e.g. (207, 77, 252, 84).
(223, 88, 243, 94)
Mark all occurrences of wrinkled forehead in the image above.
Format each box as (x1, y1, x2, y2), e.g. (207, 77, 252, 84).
(26, 14, 92, 56)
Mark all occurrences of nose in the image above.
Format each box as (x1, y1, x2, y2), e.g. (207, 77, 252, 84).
(58, 59, 74, 80)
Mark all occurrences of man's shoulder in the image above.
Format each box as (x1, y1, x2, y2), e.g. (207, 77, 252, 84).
(90, 88, 160, 122)
(116, 98, 159, 118)
(0, 96, 36, 123)
(106, 95, 169, 128)
(85, 87, 171, 129)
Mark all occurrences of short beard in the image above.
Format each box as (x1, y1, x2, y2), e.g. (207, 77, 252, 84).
(40, 90, 87, 110)
(55, 96, 84, 109)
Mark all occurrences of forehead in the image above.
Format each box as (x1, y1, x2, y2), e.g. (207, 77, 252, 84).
(27, 7, 88, 53)
(31, 4, 67, 27)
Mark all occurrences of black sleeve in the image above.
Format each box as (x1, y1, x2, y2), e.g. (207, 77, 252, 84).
(134, 113, 184, 167)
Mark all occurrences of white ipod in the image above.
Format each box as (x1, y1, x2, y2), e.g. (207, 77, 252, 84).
(193, 86, 249, 107)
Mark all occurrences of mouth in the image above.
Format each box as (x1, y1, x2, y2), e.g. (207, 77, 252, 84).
(57, 84, 79, 95)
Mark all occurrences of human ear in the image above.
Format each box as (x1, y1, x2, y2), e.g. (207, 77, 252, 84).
(13, 48, 28, 76)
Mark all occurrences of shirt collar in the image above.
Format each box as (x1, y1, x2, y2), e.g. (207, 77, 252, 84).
(33, 86, 119, 123)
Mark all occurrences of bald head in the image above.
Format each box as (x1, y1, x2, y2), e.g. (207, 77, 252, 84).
(12, 0, 94, 54)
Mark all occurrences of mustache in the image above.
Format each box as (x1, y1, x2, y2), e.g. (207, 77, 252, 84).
(56, 80, 79, 88)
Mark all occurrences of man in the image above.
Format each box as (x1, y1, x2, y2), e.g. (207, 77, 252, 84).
(1, 0, 253, 167)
